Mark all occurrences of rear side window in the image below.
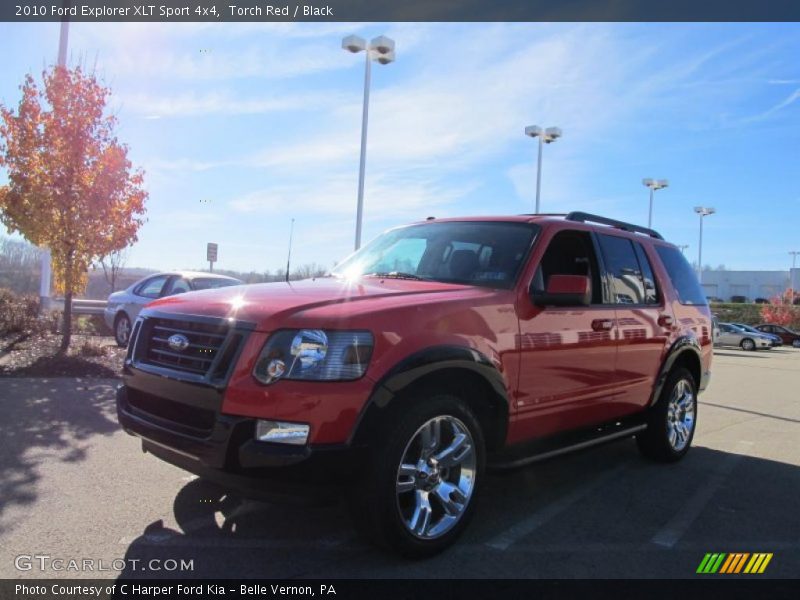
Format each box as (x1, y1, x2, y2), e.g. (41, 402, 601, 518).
(655, 246, 707, 306)
(633, 243, 659, 304)
(597, 234, 646, 305)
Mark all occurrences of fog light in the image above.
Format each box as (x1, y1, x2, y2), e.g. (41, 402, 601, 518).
(255, 420, 310, 445)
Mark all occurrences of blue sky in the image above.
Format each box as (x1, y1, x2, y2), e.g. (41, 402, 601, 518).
(1, 22, 799, 273)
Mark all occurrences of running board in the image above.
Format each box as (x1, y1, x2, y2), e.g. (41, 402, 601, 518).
(488, 422, 647, 471)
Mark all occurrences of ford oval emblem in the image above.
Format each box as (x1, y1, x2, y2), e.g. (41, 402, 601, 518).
(167, 334, 190, 352)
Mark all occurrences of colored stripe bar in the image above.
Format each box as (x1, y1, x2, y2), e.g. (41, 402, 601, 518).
(758, 553, 773, 574)
(697, 553, 714, 574)
(719, 554, 736, 574)
(733, 553, 750, 573)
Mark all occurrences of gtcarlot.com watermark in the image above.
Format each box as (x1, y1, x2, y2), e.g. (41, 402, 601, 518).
(15, 554, 194, 573)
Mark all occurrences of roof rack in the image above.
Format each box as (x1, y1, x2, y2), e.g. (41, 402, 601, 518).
(565, 211, 663, 240)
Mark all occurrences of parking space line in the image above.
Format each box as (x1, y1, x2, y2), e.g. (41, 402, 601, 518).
(484, 463, 629, 551)
(118, 533, 353, 549)
(650, 442, 751, 548)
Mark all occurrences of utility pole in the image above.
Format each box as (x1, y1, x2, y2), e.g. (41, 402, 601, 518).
(790, 251, 799, 304)
(285, 218, 295, 283)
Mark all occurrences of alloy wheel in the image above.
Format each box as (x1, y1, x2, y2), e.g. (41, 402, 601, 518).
(666, 378, 695, 452)
(116, 317, 130, 345)
(395, 415, 476, 540)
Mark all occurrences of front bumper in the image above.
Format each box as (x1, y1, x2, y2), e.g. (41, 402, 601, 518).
(116, 379, 365, 503)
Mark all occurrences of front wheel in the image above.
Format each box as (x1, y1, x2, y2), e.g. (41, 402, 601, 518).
(740, 338, 756, 351)
(114, 313, 131, 347)
(637, 368, 697, 462)
(352, 393, 485, 558)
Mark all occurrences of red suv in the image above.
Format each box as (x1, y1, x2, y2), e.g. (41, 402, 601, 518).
(117, 212, 712, 556)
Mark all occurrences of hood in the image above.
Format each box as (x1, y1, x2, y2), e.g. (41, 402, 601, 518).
(142, 277, 491, 329)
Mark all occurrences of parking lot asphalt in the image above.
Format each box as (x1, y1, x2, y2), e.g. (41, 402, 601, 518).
(0, 347, 798, 579)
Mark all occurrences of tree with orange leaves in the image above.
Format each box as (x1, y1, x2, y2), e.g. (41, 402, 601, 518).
(0, 66, 147, 350)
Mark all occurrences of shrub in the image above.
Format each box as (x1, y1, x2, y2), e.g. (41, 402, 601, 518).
(0, 287, 41, 336)
(77, 339, 108, 357)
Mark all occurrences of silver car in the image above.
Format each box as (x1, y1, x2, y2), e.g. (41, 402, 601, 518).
(104, 271, 243, 346)
(715, 322, 773, 351)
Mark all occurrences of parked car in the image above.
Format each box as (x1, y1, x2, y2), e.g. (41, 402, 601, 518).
(706, 296, 724, 303)
(730, 295, 748, 303)
(731, 323, 782, 347)
(755, 323, 800, 348)
(754, 297, 770, 304)
(715, 322, 772, 351)
(105, 271, 243, 346)
(116, 212, 712, 557)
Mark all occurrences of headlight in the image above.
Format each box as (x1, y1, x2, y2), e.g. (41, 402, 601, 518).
(253, 329, 374, 384)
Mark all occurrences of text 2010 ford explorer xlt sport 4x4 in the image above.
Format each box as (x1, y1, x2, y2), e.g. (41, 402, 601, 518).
(117, 212, 712, 557)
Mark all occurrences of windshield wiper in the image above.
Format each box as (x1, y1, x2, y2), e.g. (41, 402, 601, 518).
(364, 271, 425, 281)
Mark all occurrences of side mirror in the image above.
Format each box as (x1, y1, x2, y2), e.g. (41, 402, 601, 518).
(532, 274, 591, 307)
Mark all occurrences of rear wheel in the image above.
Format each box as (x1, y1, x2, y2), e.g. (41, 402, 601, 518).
(114, 313, 131, 347)
(740, 338, 756, 351)
(793, 339, 800, 349)
(351, 393, 485, 558)
(637, 367, 697, 462)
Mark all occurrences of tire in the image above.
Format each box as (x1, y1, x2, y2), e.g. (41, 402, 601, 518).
(350, 392, 485, 558)
(636, 367, 697, 463)
(114, 313, 132, 347)
(793, 339, 800, 349)
(740, 338, 756, 351)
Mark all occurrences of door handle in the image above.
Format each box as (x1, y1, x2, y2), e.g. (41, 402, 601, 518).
(658, 314, 674, 328)
(591, 319, 613, 331)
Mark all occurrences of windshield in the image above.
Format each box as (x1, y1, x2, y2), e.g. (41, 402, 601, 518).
(332, 221, 539, 289)
(191, 277, 241, 290)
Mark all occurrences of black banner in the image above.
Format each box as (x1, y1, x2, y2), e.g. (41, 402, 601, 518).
(2, 579, 800, 600)
(2, 0, 800, 23)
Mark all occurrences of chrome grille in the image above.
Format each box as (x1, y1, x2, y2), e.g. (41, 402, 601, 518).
(136, 316, 241, 378)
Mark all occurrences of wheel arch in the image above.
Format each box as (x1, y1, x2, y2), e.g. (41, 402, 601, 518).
(350, 346, 511, 452)
(650, 337, 702, 406)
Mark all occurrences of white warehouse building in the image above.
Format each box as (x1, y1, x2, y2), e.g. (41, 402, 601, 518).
(699, 269, 800, 302)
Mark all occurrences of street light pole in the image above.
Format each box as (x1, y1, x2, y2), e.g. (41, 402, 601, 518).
(642, 178, 668, 229)
(343, 34, 395, 250)
(40, 1, 71, 314)
(678, 244, 689, 255)
(694, 207, 715, 284)
(524, 125, 562, 214)
(790, 251, 799, 303)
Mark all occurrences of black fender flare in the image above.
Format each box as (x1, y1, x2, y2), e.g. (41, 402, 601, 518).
(348, 345, 512, 449)
(649, 336, 703, 407)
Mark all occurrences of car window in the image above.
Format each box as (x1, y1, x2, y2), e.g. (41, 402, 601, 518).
(136, 275, 169, 299)
(166, 277, 192, 295)
(633, 243, 659, 304)
(597, 234, 647, 305)
(654, 245, 707, 305)
(191, 277, 241, 290)
(533, 230, 603, 304)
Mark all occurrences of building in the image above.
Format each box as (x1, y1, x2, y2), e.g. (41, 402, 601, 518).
(699, 269, 800, 302)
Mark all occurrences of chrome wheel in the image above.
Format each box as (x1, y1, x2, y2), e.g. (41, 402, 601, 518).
(115, 315, 131, 346)
(666, 379, 695, 452)
(395, 415, 476, 540)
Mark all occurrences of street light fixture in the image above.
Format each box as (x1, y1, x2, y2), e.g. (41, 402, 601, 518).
(342, 34, 396, 250)
(524, 125, 562, 214)
(694, 207, 715, 284)
(790, 251, 799, 303)
(642, 178, 669, 229)
(677, 244, 689, 255)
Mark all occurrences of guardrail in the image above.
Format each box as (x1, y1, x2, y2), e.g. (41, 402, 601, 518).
(50, 298, 108, 316)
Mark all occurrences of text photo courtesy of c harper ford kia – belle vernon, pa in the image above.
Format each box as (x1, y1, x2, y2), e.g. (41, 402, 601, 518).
(0, 1, 799, 599)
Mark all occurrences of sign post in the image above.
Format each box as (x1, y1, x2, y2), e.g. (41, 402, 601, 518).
(207, 242, 218, 272)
